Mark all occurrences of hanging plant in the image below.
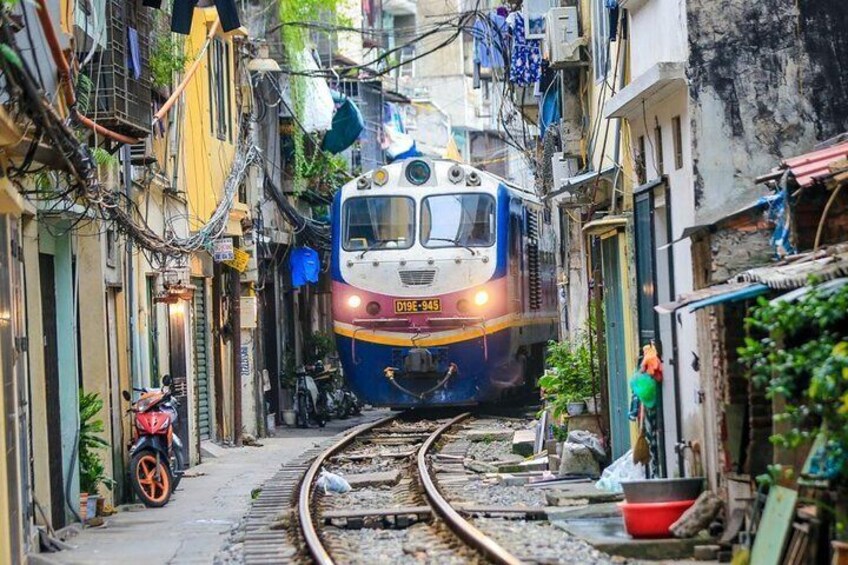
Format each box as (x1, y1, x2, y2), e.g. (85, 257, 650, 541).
(150, 33, 189, 88)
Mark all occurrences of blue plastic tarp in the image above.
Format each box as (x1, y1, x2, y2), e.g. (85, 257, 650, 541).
(289, 246, 320, 288)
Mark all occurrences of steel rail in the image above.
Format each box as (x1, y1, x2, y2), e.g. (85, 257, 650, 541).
(298, 413, 399, 565)
(417, 412, 523, 565)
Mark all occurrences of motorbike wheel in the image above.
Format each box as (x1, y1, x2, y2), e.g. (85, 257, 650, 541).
(130, 450, 173, 507)
(297, 393, 311, 428)
(170, 446, 185, 492)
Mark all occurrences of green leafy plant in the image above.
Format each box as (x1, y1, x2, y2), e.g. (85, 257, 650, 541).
(304, 331, 336, 363)
(278, 0, 349, 192)
(91, 147, 119, 169)
(79, 392, 115, 494)
(539, 332, 598, 418)
(149, 33, 189, 88)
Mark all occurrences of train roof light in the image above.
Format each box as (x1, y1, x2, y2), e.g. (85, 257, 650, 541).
(356, 176, 371, 190)
(405, 160, 431, 186)
(466, 171, 481, 186)
(373, 168, 389, 186)
(448, 164, 465, 184)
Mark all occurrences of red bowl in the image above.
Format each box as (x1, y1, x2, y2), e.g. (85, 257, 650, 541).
(618, 499, 696, 539)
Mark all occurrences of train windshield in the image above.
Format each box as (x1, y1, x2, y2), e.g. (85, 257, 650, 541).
(421, 193, 496, 248)
(343, 196, 415, 251)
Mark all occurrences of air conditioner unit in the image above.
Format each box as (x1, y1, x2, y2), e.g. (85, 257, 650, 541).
(551, 152, 580, 196)
(546, 7, 582, 68)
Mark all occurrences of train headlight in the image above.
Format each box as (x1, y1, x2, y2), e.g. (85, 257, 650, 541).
(373, 168, 389, 186)
(474, 290, 489, 306)
(347, 295, 362, 308)
(405, 160, 431, 185)
(366, 301, 381, 315)
(456, 299, 470, 313)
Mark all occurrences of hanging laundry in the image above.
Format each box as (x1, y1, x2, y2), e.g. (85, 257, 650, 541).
(606, 0, 620, 42)
(321, 91, 364, 154)
(163, 0, 241, 35)
(471, 12, 507, 69)
(127, 27, 141, 80)
(290, 247, 320, 288)
(507, 12, 541, 87)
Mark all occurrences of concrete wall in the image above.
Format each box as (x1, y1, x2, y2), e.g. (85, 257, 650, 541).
(687, 0, 848, 225)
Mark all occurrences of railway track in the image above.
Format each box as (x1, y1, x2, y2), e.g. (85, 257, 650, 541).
(298, 412, 523, 565)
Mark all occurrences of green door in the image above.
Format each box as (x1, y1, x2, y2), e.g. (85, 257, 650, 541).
(601, 236, 630, 459)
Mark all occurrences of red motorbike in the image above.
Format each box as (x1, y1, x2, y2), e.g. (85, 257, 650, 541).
(122, 375, 185, 507)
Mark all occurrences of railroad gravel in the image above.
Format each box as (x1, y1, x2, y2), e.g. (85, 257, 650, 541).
(323, 524, 479, 565)
(465, 439, 524, 463)
(473, 517, 614, 564)
(443, 477, 549, 507)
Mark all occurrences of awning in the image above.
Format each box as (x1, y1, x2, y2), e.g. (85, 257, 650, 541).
(768, 277, 848, 305)
(582, 215, 627, 235)
(547, 165, 618, 200)
(655, 282, 769, 315)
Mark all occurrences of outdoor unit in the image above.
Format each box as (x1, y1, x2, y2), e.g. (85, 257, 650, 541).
(551, 151, 580, 197)
(546, 7, 582, 68)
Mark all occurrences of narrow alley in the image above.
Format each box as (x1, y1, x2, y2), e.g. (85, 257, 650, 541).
(0, 0, 847, 564)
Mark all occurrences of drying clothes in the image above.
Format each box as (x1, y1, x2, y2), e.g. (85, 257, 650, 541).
(471, 12, 506, 69)
(166, 0, 241, 35)
(606, 0, 620, 42)
(290, 246, 320, 288)
(321, 91, 364, 154)
(127, 27, 141, 80)
(507, 12, 541, 86)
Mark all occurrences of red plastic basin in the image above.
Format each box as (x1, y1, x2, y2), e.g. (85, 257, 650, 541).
(618, 499, 696, 539)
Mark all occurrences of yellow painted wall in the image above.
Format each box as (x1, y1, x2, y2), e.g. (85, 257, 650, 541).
(180, 7, 239, 232)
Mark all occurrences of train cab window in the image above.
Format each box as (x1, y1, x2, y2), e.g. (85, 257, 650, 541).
(421, 194, 495, 248)
(343, 196, 415, 251)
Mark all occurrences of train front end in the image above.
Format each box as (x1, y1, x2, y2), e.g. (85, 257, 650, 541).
(331, 159, 518, 407)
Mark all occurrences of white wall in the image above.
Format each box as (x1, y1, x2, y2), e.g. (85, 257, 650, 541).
(627, 0, 688, 76)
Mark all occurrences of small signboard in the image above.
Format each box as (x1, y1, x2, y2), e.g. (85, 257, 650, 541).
(224, 247, 250, 273)
(213, 238, 235, 262)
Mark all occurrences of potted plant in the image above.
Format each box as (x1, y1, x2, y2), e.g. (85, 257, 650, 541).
(79, 392, 114, 521)
(279, 352, 297, 426)
(539, 333, 597, 421)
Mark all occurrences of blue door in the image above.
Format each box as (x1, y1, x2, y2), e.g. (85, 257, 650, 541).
(601, 236, 630, 459)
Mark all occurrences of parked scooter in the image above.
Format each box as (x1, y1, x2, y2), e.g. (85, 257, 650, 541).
(122, 375, 185, 507)
(295, 363, 327, 428)
(315, 368, 361, 419)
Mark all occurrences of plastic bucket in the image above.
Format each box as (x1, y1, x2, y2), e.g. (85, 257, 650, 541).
(618, 499, 696, 538)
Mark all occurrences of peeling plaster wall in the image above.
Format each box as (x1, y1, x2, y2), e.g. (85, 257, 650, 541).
(687, 0, 848, 225)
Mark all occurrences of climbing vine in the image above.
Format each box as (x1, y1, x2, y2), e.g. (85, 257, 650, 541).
(278, 0, 350, 193)
(738, 282, 848, 484)
(149, 33, 189, 88)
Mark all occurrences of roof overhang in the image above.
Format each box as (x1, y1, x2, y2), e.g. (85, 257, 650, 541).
(604, 62, 687, 120)
(655, 282, 770, 315)
(582, 215, 627, 235)
(547, 165, 618, 201)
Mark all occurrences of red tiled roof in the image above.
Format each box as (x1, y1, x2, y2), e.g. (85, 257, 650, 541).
(782, 141, 848, 188)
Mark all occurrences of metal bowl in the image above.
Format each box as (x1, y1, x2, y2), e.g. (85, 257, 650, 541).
(620, 478, 705, 503)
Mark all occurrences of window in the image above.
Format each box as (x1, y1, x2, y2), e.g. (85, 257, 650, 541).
(422, 193, 496, 248)
(343, 196, 415, 251)
(636, 135, 647, 184)
(654, 125, 664, 176)
(672, 115, 683, 170)
(591, 0, 611, 82)
(208, 39, 232, 142)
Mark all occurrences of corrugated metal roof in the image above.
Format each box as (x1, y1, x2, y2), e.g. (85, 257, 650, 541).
(781, 141, 848, 188)
(733, 243, 848, 289)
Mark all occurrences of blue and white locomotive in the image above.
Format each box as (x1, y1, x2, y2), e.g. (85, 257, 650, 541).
(331, 158, 558, 407)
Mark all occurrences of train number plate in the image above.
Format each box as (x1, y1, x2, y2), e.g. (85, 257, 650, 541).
(394, 298, 441, 314)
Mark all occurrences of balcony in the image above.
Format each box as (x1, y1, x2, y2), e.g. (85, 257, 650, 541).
(92, 0, 153, 138)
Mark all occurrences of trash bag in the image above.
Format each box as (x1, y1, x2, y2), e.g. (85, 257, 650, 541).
(630, 371, 657, 409)
(595, 449, 646, 493)
(316, 469, 351, 494)
(566, 430, 605, 462)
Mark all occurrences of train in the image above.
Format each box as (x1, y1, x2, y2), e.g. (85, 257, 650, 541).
(330, 158, 558, 407)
